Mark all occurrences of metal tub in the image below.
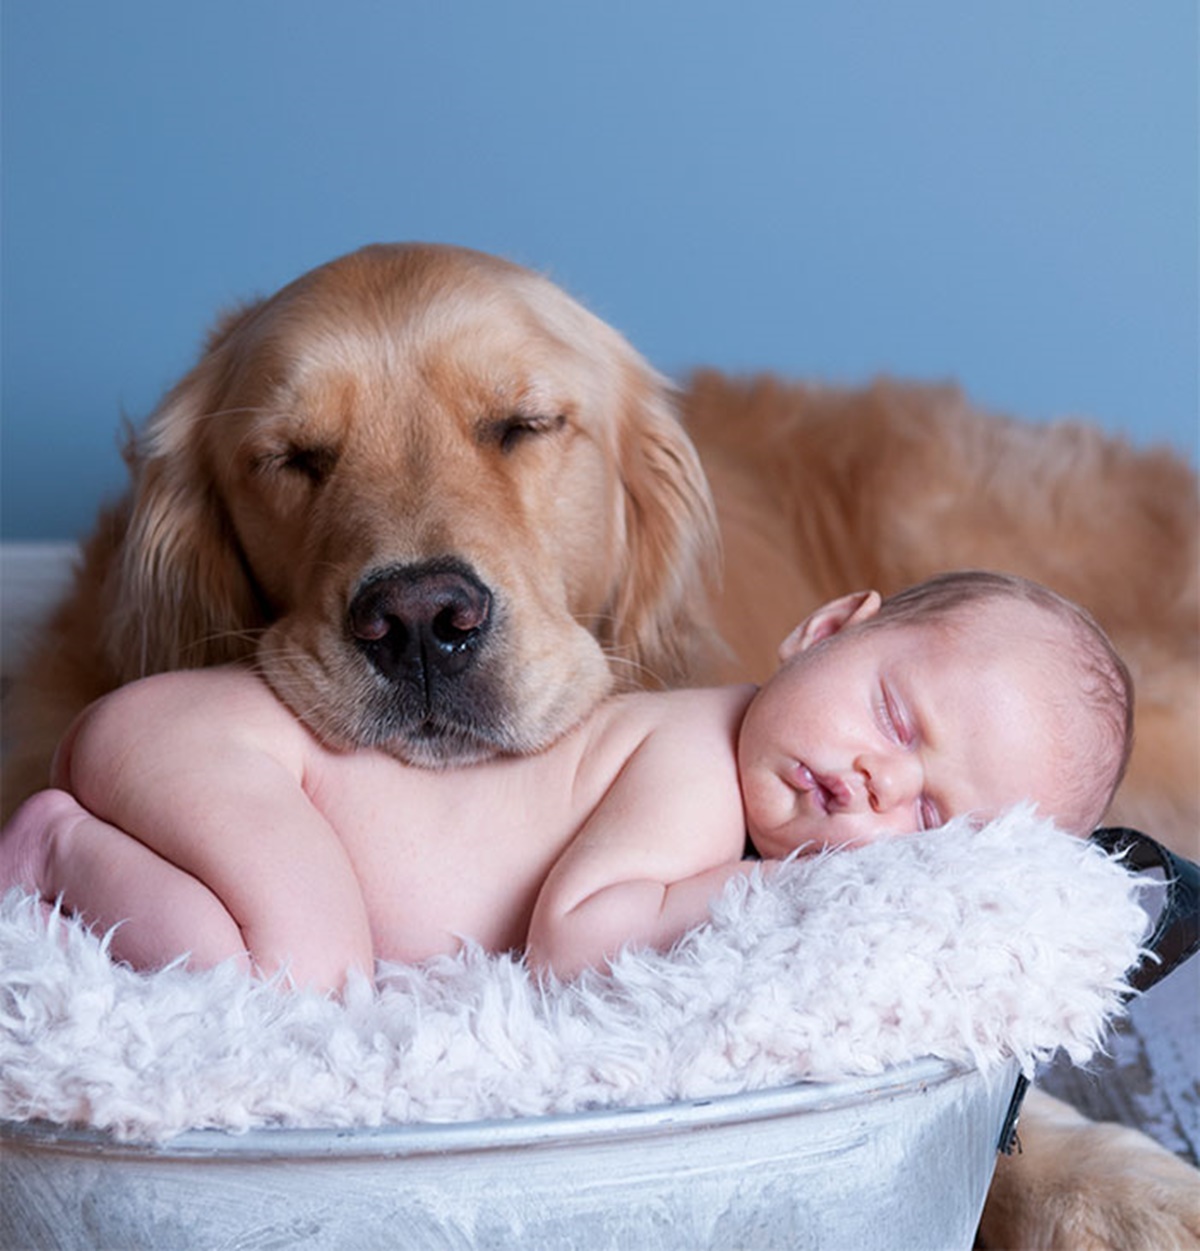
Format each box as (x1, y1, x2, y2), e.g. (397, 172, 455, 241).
(6, 828, 1194, 1250)
(1, 1057, 1016, 1251)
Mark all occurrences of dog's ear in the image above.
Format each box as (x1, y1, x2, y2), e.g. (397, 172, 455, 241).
(102, 303, 268, 680)
(609, 362, 723, 688)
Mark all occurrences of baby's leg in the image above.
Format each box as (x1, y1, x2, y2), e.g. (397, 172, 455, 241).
(0, 789, 249, 974)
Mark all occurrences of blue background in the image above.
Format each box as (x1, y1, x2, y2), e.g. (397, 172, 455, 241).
(2, 1, 1196, 540)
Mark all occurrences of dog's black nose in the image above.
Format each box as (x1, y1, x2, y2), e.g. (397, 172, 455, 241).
(348, 561, 493, 684)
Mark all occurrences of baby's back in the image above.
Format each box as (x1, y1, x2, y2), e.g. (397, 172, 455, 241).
(64, 666, 749, 965)
(298, 680, 748, 961)
(303, 717, 597, 959)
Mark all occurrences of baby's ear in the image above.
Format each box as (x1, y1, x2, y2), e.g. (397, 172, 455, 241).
(778, 590, 882, 662)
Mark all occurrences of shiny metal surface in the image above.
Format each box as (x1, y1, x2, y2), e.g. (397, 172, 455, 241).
(1, 1057, 1017, 1250)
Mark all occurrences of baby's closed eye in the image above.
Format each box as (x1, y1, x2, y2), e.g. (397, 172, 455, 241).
(878, 682, 916, 746)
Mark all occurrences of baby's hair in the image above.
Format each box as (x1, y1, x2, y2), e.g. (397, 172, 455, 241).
(868, 570, 1134, 834)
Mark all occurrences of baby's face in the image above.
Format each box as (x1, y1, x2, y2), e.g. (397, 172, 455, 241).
(737, 605, 1069, 858)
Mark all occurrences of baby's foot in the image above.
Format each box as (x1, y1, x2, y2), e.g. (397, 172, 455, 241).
(0, 788, 87, 897)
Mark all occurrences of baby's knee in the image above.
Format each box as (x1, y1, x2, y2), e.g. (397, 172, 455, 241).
(0, 788, 87, 895)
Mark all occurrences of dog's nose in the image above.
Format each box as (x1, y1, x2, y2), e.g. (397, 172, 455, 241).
(348, 562, 493, 683)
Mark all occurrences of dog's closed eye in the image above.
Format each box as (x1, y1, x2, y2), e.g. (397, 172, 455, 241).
(253, 444, 340, 487)
(481, 413, 567, 455)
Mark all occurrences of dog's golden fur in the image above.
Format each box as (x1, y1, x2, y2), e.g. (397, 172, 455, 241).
(2, 243, 1197, 1246)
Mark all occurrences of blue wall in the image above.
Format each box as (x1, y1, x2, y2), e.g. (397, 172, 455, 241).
(2, 1, 1196, 540)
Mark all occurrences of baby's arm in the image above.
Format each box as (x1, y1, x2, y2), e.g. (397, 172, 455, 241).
(50, 669, 374, 991)
(526, 701, 756, 979)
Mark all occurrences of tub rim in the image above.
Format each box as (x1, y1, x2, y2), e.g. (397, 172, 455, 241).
(0, 1054, 1012, 1163)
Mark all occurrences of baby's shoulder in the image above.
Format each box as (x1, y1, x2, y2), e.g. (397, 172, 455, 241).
(54, 666, 308, 788)
(99, 663, 274, 709)
(648, 684, 757, 740)
(75, 665, 300, 744)
(596, 684, 755, 763)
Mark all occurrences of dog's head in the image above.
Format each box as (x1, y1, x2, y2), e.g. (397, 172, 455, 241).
(105, 243, 719, 763)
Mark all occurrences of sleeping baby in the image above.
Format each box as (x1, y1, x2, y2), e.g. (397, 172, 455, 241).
(0, 570, 1132, 990)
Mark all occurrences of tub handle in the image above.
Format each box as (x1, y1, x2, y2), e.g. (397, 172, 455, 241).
(1088, 826, 1200, 994)
(997, 825, 1198, 1156)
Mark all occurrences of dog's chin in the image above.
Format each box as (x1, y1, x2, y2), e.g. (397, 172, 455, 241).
(354, 701, 590, 767)
(279, 699, 519, 767)
(262, 657, 595, 767)
(360, 675, 602, 767)
(286, 686, 518, 766)
(377, 724, 514, 769)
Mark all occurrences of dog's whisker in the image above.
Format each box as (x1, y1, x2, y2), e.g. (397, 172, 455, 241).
(599, 648, 669, 690)
(195, 404, 279, 425)
(194, 626, 268, 651)
(240, 642, 374, 738)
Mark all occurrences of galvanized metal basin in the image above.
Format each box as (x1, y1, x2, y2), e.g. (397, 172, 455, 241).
(1, 1056, 1017, 1250)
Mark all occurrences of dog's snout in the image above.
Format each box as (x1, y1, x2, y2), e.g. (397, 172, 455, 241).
(349, 562, 493, 683)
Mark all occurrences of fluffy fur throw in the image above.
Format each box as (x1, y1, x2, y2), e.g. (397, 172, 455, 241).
(0, 808, 1149, 1144)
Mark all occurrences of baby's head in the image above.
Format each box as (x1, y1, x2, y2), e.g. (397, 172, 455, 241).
(738, 570, 1133, 858)
(860, 571, 1133, 833)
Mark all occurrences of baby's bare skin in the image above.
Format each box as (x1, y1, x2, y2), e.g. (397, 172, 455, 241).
(42, 666, 754, 985)
(286, 675, 752, 961)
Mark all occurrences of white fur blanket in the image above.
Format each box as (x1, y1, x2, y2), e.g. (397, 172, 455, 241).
(0, 808, 1149, 1144)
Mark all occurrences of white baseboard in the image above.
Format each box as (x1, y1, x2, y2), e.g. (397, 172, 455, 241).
(0, 542, 80, 671)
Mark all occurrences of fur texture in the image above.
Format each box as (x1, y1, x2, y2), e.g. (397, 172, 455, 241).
(981, 1088, 1200, 1250)
(0, 811, 1148, 1143)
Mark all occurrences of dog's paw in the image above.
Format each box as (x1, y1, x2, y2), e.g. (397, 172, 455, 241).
(979, 1089, 1200, 1250)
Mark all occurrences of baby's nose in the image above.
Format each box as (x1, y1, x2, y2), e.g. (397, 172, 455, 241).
(857, 751, 921, 812)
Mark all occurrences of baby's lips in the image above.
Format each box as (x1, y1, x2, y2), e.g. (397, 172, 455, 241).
(795, 762, 853, 814)
(793, 762, 828, 813)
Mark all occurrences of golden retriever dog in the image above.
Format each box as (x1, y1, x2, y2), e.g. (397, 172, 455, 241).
(2, 243, 1197, 1247)
(2, 244, 723, 806)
